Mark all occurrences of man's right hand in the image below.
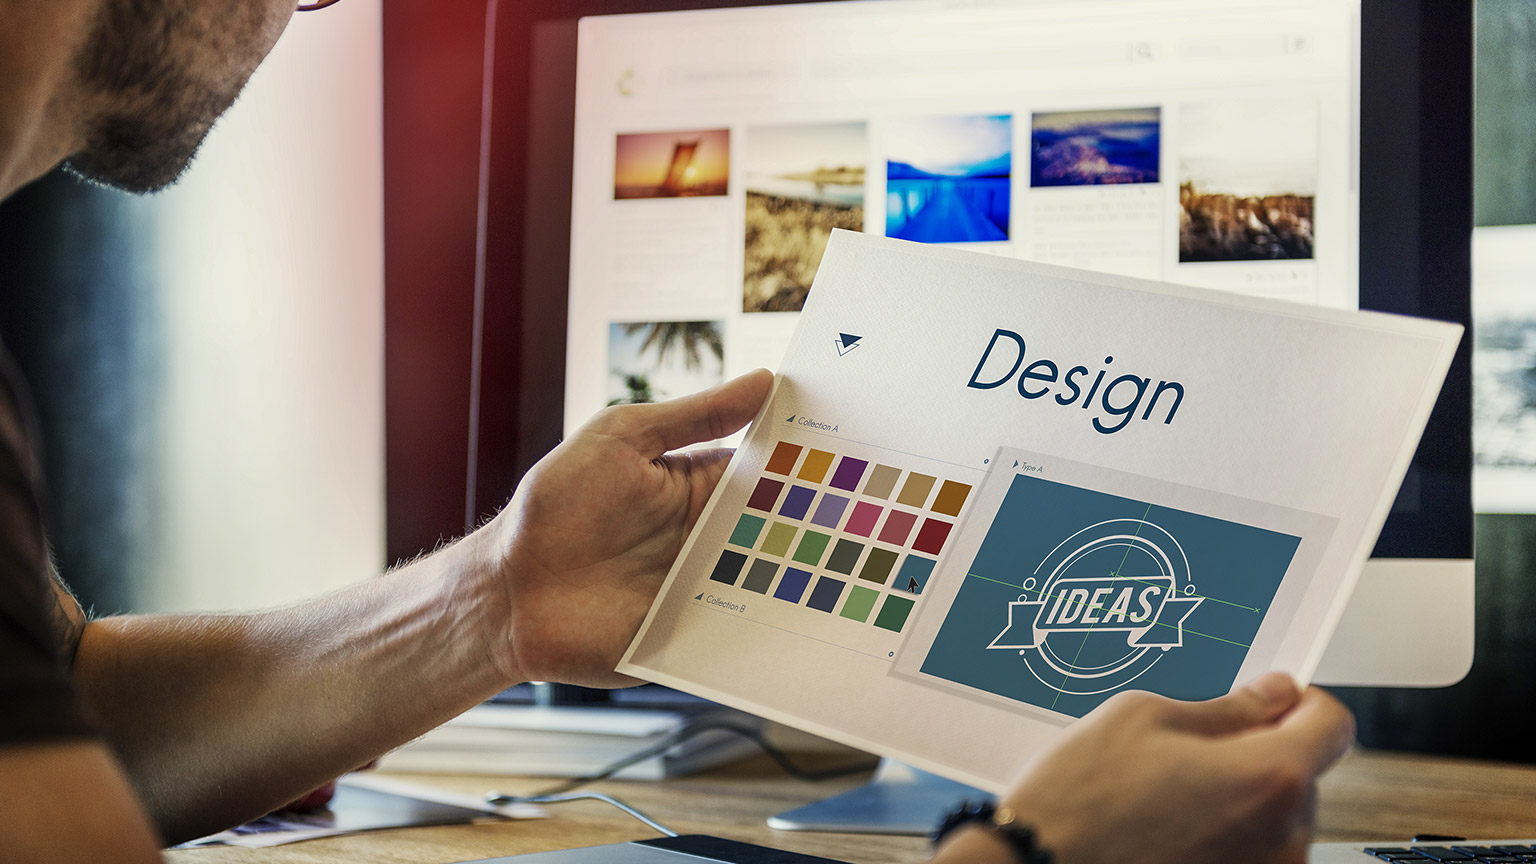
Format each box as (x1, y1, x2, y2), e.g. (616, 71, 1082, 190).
(934, 673, 1355, 864)
(482, 369, 774, 689)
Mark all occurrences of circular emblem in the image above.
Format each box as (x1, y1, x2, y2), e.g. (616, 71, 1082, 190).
(986, 518, 1204, 697)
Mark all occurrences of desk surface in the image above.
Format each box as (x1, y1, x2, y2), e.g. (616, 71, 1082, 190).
(164, 749, 1536, 864)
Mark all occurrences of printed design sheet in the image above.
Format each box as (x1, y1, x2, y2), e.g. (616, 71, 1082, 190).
(619, 232, 1459, 790)
(894, 448, 1335, 721)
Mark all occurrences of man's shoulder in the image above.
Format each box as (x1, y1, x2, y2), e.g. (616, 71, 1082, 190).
(0, 344, 94, 745)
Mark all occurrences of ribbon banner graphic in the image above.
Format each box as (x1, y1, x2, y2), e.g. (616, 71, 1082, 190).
(987, 575, 1204, 650)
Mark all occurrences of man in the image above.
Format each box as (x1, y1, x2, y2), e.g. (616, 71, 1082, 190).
(0, 1, 1354, 862)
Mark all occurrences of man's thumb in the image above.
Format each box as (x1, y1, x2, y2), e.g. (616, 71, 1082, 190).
(1163, 671, 1301, 736)
(613, 369, 773, 458)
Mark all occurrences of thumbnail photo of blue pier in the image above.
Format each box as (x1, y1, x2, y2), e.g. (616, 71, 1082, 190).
(1030, 107, 1160, 187)
(885, 114, 1011, 244)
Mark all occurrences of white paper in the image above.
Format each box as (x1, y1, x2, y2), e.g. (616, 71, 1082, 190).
(175, 773, 542, 849)
(618, 231, 1459, 792)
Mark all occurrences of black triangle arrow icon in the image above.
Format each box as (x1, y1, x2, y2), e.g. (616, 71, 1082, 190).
(839, 333, 862, 347)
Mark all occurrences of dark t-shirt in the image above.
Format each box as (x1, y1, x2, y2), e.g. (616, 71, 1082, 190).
(0, 350, 94, 744)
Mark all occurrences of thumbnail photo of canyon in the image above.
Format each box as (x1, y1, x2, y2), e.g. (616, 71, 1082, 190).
(743, 122, 866, 313)
(1031, 107, 1160, 186)
(607, 320, 724, 406)
(885, 114, 1011, 244)
(1178, 98, 1318, 262)
(613, 129, 730, 200)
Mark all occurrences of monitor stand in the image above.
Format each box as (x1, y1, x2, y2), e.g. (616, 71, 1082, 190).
(767, 759, 987, 835)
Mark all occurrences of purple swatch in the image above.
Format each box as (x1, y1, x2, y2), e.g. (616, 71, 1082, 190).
(780, 485, 816, 520)
(810, 494, 850, 529)
(828, 457, 870, 492)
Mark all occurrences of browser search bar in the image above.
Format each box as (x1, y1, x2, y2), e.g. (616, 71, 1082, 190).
(1179, 34, 1310, 60)
(814, 41, 1144, 78)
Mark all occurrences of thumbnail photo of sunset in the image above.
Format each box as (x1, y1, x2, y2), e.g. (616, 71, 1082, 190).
(613, 129, 731, 199)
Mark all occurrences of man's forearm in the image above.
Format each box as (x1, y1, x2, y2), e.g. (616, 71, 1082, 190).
(71, 528, 517, 845)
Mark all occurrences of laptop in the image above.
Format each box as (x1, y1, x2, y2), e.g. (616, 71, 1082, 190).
(459, 834, 851, 863)
(461, 836, 1536, 863)
(1311, 842, 1536, 863)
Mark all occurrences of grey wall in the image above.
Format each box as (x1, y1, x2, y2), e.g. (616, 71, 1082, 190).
(0, 172, 164, 616)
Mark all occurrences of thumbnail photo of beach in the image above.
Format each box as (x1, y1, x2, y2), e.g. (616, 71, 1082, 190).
(743, 122, 866, 313)
(1178, 98, 1318, 262)
(613, 129, 730, 200)
(1030, 107, 1160, 186)
(885, 114, 1011, 243)
(607, 321, 724, 406)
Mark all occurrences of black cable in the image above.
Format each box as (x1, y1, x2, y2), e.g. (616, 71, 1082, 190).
(485, 717, 874, 804)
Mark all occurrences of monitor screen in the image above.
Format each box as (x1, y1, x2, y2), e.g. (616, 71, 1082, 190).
(517, 0, 1471, 685)
(564, 0, 1361, 426)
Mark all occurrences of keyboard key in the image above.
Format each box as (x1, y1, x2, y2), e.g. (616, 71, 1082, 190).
(1413, 848, 1473, 860)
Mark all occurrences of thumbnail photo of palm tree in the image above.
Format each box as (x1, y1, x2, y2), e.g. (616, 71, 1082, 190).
(1031, 107, 1160, 186)
(607, 321, 725, 406)
(743, 121, 867, 314)
(613, 129, 731, 200)
(885, 114, 1011, 244)
(1178, 98, 1318, 262)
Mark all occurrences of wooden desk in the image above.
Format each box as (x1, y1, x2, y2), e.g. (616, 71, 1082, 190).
(165, 749, 1536, 864)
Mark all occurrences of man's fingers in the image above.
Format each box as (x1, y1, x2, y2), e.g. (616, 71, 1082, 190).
(604, 369, 774, 458)
(1161, 672, 1302, 736)
(1264, 687, 1356, 774)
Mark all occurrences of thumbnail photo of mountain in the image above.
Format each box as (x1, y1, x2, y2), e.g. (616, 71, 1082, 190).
(743, 122, 866, 313)
(613, 129, 730, 200)
(607, 321, 724, 406)
(1178, 98, 1318, 262)
(885, 114, 1011, 243)
(1031, 107, 1160, 187)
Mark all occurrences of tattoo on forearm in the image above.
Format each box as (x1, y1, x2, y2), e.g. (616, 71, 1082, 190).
(46, 560, 87, 668)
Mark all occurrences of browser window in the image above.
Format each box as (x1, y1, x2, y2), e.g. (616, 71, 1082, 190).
(565, 0, 1359, 434)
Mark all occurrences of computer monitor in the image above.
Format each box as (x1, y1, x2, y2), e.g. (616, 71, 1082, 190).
(517, 0, 1472, 688)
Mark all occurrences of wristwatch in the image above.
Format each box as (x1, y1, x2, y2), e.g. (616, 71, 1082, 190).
(931, 800, 1054, 864)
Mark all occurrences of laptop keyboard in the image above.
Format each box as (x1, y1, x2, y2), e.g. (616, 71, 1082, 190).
(1362, 847, 1536, 862)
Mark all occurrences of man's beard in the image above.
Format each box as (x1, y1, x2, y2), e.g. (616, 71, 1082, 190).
(62, 0, 248, 194)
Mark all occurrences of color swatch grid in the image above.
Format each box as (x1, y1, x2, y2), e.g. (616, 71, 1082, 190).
(707, 439, 973, 635)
